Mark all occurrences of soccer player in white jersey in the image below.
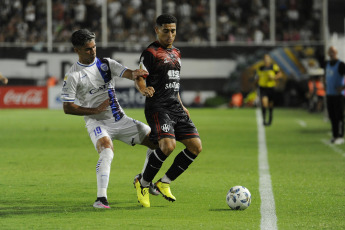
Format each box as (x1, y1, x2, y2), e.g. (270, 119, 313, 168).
(61, 29, 158, 209)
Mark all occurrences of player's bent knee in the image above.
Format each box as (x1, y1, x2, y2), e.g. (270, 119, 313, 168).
(161, 145, 175, 156)
(189, 145, 202, 156)
(159, 139, 176, 156)
(96, 136, 113, 153)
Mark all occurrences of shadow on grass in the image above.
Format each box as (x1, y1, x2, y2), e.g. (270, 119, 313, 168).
(0, 200, 144, 216)
(209, 208, 233, 212)
(298, 128, 329, 134)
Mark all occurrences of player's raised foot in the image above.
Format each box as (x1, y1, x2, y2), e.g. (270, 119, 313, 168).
(93, 197, 110, 209)
(133, 173, 160, 196)
(134, 177, 150, 207)
(155, 180, 176, 202)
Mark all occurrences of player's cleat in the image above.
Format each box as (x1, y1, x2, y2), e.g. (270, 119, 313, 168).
(133, 174, 160, 196)
(93, 197, 110, 209)
(334, 138, 344, 145)
(155, 180, 176, 202)
(134, 177, 150, 207)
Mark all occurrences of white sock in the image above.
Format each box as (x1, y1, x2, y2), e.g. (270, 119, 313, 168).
(141, 148, 154, 174)
(96, 148, 114, 198)
(161, 174, 172, 184)
(140, 148, 154, 187)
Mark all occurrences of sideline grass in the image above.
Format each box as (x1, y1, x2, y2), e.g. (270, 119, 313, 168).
(0, 108, 344, 229)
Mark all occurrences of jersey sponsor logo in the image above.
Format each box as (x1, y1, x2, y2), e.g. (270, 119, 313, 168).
(168, 70, 180, 80)
(165, 82, 180, 91)
(89, 83, 110, 94)
(161, 124, 170, 132)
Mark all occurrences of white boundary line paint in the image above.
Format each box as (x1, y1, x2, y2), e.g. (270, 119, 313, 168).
(296, 119, 307, 127)
(320, 139, 345, 157)
(256, 109, 278, 230)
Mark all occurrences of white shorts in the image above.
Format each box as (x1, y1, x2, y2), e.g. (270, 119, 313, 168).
(87, 115, 151, 150)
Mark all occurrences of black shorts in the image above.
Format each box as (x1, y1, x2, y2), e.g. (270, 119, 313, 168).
(145, 110, 200, 144)
(259, 87, 275, 101)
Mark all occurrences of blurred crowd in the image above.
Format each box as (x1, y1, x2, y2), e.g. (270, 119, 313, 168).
(0, 0, 322, 46)
(217, 0, 322, 43)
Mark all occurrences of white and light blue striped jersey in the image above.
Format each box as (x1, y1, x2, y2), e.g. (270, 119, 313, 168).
(61, 57, 127, 125)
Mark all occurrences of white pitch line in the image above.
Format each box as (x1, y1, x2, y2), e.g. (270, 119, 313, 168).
(256, 109, 278, 230)
(296, 119, 307, 127)
(320, 139, 345, 157)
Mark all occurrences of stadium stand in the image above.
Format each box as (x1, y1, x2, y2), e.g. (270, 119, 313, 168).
(0, 0, 328, 45)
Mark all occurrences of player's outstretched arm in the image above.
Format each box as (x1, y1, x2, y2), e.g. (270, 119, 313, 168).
(63, 99, 109, 116)
(135, 77, 155, 97)
(122, 69, 149, 81)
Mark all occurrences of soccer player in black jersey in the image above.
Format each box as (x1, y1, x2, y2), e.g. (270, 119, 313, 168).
(133, 14, 202, 207)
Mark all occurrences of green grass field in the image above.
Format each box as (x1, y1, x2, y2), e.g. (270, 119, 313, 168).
(1, 108, 344, 229)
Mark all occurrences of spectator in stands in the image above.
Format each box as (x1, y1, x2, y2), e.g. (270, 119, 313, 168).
(25, 1, 36, 29)
(0, 0, 323, 46)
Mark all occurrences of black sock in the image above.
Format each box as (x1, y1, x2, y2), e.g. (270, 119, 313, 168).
(165, 149, 197, 181)
(262, 107, 267, 124)
(268, 108, 273, 124)
(142, 148, 167, 183)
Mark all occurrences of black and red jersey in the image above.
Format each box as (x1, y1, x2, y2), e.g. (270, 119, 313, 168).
(140, 41, 186, 116)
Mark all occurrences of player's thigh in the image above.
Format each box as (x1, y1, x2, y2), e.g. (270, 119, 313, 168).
(261, 96, 269, 107)
(87, 123, 112, 153)
(145, 110, 176, 143)
(114, 116, 151, 146)
(267, 88, 275, 104)
(174, 116, 201, 155)
(174, 115, 199, 141)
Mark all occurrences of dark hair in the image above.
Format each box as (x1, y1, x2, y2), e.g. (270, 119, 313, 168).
(71, 29, 95, 47)
(156, 14, 177, 27)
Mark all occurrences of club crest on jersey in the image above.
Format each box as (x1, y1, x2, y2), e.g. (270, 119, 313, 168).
(161, 124, 170, 132)
(100, 63, 109, 72)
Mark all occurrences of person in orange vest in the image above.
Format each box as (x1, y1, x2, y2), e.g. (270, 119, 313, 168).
(46, 76, 58, 87)
(307, 75, 325, 112)
(229, 92, 243, 108)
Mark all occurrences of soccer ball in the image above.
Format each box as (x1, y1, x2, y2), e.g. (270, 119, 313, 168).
(226, 185, 251, 210)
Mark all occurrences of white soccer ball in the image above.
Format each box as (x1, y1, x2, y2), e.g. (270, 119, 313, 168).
(226, 185, 251, 210)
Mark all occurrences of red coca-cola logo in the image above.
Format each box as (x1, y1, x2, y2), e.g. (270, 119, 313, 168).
(4, 89, 43, 105)
(0, 86, 48, 108)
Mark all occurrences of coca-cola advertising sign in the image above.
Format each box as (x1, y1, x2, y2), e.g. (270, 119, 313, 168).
(0, 86, 48, 108)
